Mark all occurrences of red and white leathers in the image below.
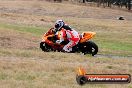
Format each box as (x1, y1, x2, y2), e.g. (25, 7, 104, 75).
(56, 28, 80, 52)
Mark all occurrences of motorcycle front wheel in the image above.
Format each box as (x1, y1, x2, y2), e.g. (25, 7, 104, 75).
(40, 42, 53, 52)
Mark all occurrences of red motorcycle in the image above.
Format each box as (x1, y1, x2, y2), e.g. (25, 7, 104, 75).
(40, 28, 98, 56)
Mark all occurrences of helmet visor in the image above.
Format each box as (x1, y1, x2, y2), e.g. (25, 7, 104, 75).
(55, 23, 60, 29)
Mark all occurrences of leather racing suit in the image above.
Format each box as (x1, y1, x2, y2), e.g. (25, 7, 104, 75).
(55, 25, 80, 52)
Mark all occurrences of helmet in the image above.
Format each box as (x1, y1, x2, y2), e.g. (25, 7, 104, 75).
(54, 20, 64, 31)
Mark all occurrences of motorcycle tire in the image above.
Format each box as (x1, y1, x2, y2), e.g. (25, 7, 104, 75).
(81, 41, 98, 56)
(40, 42, 52, 52)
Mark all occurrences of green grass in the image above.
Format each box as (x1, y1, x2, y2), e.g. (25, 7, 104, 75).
(0, 23, 49, 36)
(15, 72, 36, 81)
(96, 39, 132, 54)
(0, 72, 10, 80)
(106, 65, 113, 69)
(0, 22, 132, 56)
(93, 29, 132, 56)
(101, 41, 132, 51)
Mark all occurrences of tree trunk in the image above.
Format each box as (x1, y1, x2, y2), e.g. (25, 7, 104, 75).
(128, 0, 131, 10)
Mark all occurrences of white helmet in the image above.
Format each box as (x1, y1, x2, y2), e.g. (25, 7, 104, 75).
(54, 20, 64, 31)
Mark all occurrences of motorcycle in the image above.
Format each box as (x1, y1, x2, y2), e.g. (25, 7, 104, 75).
(40, 28, 98, 56)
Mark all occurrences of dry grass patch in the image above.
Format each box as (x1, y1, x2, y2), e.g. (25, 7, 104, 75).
(0, 28, 39, 49)
(0, 1, 131, 88)
(0, 55, 131, 88)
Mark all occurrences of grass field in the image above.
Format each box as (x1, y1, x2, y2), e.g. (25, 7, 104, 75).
(0, 0, 132, 88)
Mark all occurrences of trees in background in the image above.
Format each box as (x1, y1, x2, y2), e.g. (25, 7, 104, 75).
(46, 0, 131, 10)
(79, 0, 132, 10)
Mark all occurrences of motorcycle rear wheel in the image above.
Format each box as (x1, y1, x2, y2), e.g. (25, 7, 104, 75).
(81, 41, 98, 56)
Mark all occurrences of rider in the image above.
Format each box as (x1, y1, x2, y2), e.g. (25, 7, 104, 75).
(54, 19, 80, 52)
